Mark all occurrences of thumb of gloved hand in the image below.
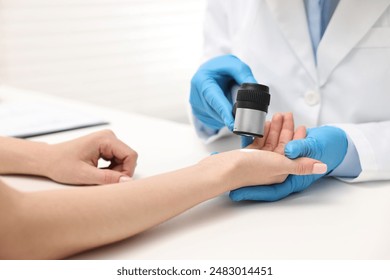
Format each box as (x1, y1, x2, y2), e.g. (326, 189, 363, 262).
(285, 137, 318, 159)
(284, 126, 348, 174)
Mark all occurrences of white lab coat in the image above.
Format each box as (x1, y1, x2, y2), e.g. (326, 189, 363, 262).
(201, 0, 390, 182)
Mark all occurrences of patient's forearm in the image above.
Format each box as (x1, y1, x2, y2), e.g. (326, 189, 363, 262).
(0, 149, 323, 259)
(0, 162, 230, 260)
(0, 137, 50, 177)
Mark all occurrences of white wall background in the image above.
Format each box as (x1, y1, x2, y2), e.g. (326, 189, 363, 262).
(0, 0, 206, 123)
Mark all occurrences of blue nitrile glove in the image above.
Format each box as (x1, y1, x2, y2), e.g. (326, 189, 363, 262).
(241, 135, 254, 148)
(230, 126, 348, 202)
(190, 54, 257, 131)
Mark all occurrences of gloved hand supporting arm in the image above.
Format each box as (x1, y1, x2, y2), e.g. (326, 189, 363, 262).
(230, 126, 348, 201)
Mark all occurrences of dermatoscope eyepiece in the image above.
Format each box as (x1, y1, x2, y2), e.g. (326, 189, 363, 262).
(233, 83, 271, 138)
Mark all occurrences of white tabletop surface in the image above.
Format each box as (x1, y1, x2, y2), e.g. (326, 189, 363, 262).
(1, 86, 390, 259)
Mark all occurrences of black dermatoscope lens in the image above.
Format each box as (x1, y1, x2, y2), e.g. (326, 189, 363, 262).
(233, 83, 271, 138)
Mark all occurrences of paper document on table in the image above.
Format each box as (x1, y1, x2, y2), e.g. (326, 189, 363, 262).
(0, 100, 108, 138)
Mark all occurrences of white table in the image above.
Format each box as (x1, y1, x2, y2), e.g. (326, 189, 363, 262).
(1, 86, 389, 259)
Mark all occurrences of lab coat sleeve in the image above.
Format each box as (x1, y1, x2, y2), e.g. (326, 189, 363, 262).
(328, 133, 362, 177)
(190, 0, 234, 143)
(332, 121, 390, 182)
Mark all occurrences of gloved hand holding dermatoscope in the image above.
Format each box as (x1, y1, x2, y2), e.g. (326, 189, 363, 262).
(233, 83, 271, 138)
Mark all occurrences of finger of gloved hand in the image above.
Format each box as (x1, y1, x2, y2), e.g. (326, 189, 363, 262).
(196, 113, 226, 131)
(230, 170, 324, 202)
(284, 137, 318, 159)
(230, 174, 315, 202)
(262, 113, 283, 151)
(203, 82, 235, 130)
(190, 77, 227, 131)
(230, 183, 293, 202)
(222, 55, 257, 85)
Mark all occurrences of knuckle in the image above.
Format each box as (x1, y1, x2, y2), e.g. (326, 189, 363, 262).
(238, 62, 250, 73)
(103, 129, 115, 136)
(130, 149, 138, 160)
(190, 74, 200, 87)
(295, 163, 307, 175)
(97, 130, 119, 149)
(97, 129, 116, 140)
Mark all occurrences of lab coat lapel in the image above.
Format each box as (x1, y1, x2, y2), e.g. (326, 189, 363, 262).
(317, 0, 390, 85)
(265, 0, 317, 83)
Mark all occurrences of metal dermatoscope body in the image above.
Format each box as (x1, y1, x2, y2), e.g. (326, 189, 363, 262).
(233, 83, 271, 138)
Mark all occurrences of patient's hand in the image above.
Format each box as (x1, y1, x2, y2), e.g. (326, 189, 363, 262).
(226, 112, 315, 200)
(46, 130, 137, 185)
(230, 113, 334, 202)
(246, 112, 306, 155)
(239, 112, 305, 185)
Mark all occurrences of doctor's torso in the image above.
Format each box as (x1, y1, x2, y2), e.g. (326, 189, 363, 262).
(204, 0, 390, 127)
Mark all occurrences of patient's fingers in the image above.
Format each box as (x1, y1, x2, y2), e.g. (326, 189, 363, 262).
(293, 125, 306, 140)
(262, 113, 283, 151)
(274, 112, 294, 155)
(288, 158, 327, 175)
(245, 113, 304, 154)
(249, 121, 271, 149)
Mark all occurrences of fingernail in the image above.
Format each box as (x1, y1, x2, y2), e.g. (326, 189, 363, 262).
(119, 176, 132, 183)
(312, 163, 327, 174)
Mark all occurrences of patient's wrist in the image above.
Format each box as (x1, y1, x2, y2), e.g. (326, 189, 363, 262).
(198, 151, 241, 194)
(24, 141, 53, 178)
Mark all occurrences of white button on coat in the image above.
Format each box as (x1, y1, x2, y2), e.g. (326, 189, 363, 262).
(304, 90, 321, 106)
